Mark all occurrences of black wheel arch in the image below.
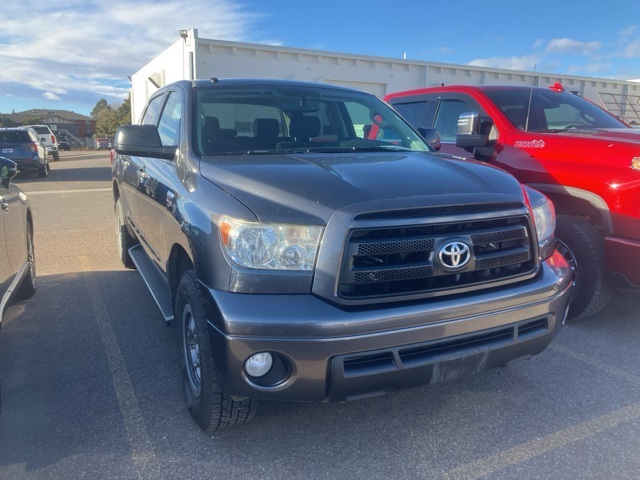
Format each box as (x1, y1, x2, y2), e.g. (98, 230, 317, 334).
(527, 183, 611, 234)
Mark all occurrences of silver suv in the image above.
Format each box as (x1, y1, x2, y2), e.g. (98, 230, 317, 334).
(25, 125, 59, 161)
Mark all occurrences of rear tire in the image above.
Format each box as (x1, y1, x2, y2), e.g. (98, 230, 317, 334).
(115, 197, 136, 269)
(555, 215, 612, 319)
(15, 222, 36, 301)
(176, 270, 257, 432)
(53, 151, 60, 161)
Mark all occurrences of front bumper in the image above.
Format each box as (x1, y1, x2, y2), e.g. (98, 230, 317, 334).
(204, 252, 572, 402)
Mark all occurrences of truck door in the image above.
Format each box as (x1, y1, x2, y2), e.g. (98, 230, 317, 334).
(119, 92, 168, 243)
(136, 90, 183, 266)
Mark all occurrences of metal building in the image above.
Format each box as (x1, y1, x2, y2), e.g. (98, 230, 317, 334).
(131, 29, 640, 125)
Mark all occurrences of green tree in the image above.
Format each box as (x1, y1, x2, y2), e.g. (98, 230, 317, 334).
(90, 99, 109, 119)
(0, 114, 18, 127)
(115, 94, 132, 127)
(90, 96, 131, 137)
(22, 113, 43, 125)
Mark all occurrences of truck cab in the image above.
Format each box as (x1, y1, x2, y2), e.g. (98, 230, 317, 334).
(385, 84, 640, 319)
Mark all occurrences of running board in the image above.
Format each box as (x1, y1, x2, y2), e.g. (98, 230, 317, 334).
(128, 245, 174, 322)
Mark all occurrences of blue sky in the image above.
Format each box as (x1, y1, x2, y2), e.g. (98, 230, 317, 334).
(1, 0, 639, 116)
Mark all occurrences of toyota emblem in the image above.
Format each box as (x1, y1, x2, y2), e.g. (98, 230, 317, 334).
(438, 241, 471, 270)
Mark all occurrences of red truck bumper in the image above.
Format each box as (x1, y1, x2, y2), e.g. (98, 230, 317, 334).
(606, 236, 640, 288)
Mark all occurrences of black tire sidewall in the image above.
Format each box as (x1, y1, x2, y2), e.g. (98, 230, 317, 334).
(555, 216, 612, 319)
(175, 270, 220, 431)
(115, 198, 135, 269)
(16, 223, 36, 300)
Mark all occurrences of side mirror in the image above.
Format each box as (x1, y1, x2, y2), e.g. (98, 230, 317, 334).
(418, 127, 441, 151)
(114, 125, 177, 160)
(456, 112, 493, 148)
(0, 157, 18, 185)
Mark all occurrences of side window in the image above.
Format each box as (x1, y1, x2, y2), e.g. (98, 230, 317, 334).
(433, 99, 475, 142)
(157, 92, 183, 146)
(392, 100, 430, 128)
(141, 94, 165, 125)
(343, 101, 373, 138)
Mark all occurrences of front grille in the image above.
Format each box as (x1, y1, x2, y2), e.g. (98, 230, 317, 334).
(338, 215, 536, 299)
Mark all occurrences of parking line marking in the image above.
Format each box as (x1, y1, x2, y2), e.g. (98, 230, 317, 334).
(442, 401, 640, 480)
(80, 256, 158, 479)
(550, 343, 640, 386)
(442, 344, 640, 479)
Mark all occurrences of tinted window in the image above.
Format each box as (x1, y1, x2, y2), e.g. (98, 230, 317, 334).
(485, 89, 626, 131)
(0, 131, 31, 143)
(392, 101, 430, 128)
(194, 85, 429, 157)
(434, 99, 474, 141)
(157, 92, 182, 146)
(141, 94, 165, 125)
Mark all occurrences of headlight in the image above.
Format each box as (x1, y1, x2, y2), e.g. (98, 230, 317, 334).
(524, 186, 556, 260)
(219, 216, 323, 270)
(632, 157, 640, 171)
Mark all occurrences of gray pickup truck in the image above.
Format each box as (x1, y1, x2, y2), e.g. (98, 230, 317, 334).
(111, 78, 572, 432)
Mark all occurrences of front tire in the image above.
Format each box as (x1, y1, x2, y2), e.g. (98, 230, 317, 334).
(555, 216, 612, 319)
(176, 270, 257, 432)
(115, 197, 136, 269)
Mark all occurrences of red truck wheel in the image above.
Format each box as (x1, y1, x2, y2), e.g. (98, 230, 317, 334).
(555, 216, 612, 319)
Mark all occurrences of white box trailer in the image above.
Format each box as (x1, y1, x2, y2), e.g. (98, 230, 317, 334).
(131, 29, 640, 125)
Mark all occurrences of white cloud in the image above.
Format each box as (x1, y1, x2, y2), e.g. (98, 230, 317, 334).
(468, 55, 540, 71)
(43, 92, 62, 101)
(620, 26, 637, 38)
(623, 40, 640, 58)
(545, 38, 601, 55)
(0, 0, 264, 112)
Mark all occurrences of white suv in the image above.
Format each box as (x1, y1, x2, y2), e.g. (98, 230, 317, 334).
(25, 124, 59, 161)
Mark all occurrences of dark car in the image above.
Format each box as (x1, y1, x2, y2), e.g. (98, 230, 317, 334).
(0, 127, 50, 177)
(57, 134, 71, 151)
(0, 156, 36, 329)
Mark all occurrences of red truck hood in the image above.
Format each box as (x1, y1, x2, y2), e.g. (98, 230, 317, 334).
(561, 127, 640, 144)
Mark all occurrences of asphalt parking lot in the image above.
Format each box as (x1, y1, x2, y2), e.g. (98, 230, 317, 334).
(0, 150, 639, 479)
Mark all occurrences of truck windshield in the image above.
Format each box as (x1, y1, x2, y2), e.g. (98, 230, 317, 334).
(194, 85, 429, 156)
(485, 89, 627, 132)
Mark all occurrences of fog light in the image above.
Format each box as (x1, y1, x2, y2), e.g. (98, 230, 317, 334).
(245, 352, 273, 377)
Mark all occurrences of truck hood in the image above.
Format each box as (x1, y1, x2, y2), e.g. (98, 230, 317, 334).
(199, 151, 524, 224)
(559, 127, 640, 144)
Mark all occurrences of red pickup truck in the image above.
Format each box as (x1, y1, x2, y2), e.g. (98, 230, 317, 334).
(385, 83, 640, 319)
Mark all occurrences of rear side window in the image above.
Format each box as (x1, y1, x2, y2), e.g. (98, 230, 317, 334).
(0, 131, 31, 143)
(392, 100, 430, 128)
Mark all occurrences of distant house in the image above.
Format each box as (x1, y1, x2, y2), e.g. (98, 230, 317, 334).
(7, 109, 97, 145)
